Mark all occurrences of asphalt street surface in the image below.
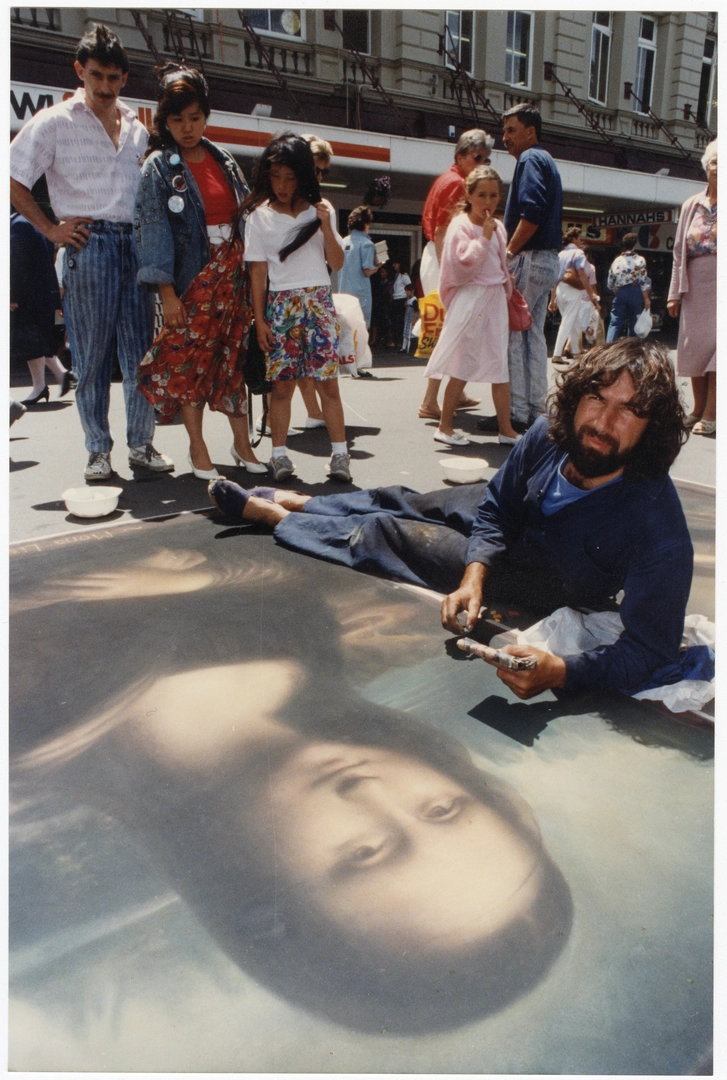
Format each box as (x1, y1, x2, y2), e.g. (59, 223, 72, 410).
(9, 346, 715, 618)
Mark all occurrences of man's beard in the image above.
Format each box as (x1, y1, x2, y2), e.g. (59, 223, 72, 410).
(564, 424, 629, 479)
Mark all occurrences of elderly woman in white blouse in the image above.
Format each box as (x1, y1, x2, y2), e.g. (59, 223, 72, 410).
(667, 139, 717, 435)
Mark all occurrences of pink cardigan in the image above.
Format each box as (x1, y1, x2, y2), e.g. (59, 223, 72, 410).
(668, 188, 712, 302)
(438, 213, 513, 309)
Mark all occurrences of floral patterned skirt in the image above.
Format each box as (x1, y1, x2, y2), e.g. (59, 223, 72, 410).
(137, 238, 252, 423)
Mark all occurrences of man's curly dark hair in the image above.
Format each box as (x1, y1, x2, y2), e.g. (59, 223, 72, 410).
(547, 339, 688, 482)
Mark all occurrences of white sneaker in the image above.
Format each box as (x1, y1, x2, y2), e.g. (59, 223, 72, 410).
(85, 451, 112, 481)
(304, 417, 327, 429)
(128, 443, 175, 472)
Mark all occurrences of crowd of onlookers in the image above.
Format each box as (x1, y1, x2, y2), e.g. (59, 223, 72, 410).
(9, 22, 717, 487)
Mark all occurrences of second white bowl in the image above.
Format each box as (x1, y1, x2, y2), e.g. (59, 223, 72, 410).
(439, 456, 489, 484)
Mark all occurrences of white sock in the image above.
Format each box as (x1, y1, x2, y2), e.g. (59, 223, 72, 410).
(331, 441, 347, 456)
(271, 445, 288, 459)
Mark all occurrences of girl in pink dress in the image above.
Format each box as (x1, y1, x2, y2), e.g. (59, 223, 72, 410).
(424, 167, 519, 446)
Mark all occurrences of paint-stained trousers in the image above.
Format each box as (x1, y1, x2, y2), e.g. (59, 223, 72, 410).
(63, 221, 155, 454)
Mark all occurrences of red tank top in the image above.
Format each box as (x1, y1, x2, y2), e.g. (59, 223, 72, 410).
(186, 151, 237, 225)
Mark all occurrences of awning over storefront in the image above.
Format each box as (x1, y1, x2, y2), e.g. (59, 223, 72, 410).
(11, 82, 705, 214)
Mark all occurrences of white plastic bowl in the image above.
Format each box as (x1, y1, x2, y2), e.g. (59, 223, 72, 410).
(439, 456, 489, 485)
(62, 486, 123, 518)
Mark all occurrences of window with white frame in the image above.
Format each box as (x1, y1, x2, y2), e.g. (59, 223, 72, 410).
(632, 16, 657, 113)
(589, 13, 611, 105)
(697, 37, 716, 125)
(244, 9, 304, 39)
(444, 11, 473, 72)
(505, 12, 532, 88)
(178, 9, 205, 20)
(341, 10, 370, 54)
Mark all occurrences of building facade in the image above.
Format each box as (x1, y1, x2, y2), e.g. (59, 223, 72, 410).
(10, 8, 717, 311)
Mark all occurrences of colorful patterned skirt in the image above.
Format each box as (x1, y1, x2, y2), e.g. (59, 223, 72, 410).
(137, 238, 252, 423)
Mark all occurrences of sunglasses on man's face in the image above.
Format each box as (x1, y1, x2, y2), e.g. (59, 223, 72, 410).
(316, 167, 330, 178)
(471, 153, 490, 164)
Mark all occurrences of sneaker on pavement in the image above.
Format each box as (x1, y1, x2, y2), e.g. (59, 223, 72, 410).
(327, 452, 352, 481)
(269, 454, 296, 482)
(85, 451, 112, 481)
(128, 443, 175, 472)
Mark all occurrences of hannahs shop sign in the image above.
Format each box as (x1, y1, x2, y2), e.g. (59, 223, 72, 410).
(594, 209, 676, 227)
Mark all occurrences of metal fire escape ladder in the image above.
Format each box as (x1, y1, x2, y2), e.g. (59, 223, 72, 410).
(237, 11, 307, 122)
(331, 16, 413, 136)
(544, 62, 629, 168)
(163, 10, 208, 77)
(129, 9, 162, 66)
(440, 29, 502, 130)
(682, 103, 716, 142)
(624, 82, 696, 165)
(129, 9, 207, 76)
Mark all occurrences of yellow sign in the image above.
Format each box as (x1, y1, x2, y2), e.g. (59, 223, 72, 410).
(414, 290, 446, 358)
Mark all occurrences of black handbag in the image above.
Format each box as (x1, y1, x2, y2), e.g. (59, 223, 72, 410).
(245, 321, 271, 448)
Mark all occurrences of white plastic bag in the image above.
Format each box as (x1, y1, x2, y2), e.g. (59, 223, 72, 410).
(634, 307, 653, 337)
(489, 606, 715, 714)
(332, 293, 372, 372)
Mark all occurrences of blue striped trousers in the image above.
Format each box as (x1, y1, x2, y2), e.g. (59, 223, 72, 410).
(62, 221, 155, 453)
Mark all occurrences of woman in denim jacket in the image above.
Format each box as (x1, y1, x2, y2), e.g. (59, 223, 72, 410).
(134, 65, 265, 478)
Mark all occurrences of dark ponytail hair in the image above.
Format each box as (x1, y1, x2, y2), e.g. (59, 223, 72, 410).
(146, 64, 210, 157)
(234, 132, 322, 262)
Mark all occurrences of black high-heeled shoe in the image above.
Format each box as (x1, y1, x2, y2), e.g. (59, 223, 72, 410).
(22, 386, 49, 406)
(60, 370, 78, 397)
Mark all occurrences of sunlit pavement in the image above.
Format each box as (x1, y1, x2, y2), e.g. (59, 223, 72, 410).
(9, 346, 714, 619)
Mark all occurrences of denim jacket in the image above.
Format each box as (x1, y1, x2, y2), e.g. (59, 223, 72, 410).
(133, 138, 249, 296)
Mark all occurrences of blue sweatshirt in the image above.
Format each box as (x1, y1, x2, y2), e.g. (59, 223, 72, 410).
(503, 146, 563, 251)
(467, 418, 693, 694)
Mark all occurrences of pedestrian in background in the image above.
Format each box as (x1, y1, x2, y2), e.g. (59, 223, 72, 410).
(606, 233, 651, 342)
(548, 226, 599, 365)
(400, 283, 419, 354)
(10, 211, 73, 404)
(134, 64, 265, 480)
(9, 23, 173, 481)
(370, 264, 394, 347)
(389, 259, 411, 350)
(418, 129, 492, 420)
(667, 139, 717, 436)
(338, 205, 377, 329)
(424, 166, 519, 447)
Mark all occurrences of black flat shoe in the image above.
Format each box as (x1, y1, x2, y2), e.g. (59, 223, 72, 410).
(22, 386, 49, 406)
(60, 370, 78, 396)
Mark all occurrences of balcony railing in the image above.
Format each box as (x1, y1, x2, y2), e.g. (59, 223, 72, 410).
(584, 105, 616, 132)
(11, 8, 61, 31)
(503, 90, 538, 112)
(243, 38, 311, 77)
(631, 117, 658, 140)
(342, 56, 374, 85)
